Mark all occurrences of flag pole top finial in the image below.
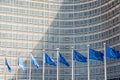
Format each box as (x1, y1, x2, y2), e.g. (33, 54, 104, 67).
(56, 48, 59, 50)
(87, 44, 90, 47)
(43, 49, 45, 52)
(104, 43, 106, 45)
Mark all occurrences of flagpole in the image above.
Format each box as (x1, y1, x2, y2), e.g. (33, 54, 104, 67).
(4, 58, 6, 80)
(3, 49, 7, 80)
(16, 53, 20, 80)
(29, 53, 32, 80)
(42, 49, 45, 80)
(56, 48, 59, 80)
(87, 44, 90, 80)
(4, 53, 6, 80)
(71, 46, 74, 80)
(104, 43, 107, 80)
(16, 55, 18, 80)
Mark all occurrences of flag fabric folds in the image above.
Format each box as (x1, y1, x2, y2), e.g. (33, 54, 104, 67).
(30, 54, 39, 68)
(58, 52, 70, 67)
(5, 58, 12, 72)
(73, 50, 87, 62)
(18, 56, 26, 71)
(89, 48, 104, 61)
(106, 46, 120, 58)
(44, 53, 56, 66)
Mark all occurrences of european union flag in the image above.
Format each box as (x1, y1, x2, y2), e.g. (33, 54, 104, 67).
(18, 56, 26, 71)
(106, 46, 120, 58)
(73, 50, 87, 62)
(58, 52, 70, 67)
(5, 58, 12, 72)
(89, 48, 104, 61)
(44, 53, 56, 66)
(30, 55, 39, 68)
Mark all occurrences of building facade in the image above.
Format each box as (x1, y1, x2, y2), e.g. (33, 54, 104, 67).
(0, 0, 120, 80)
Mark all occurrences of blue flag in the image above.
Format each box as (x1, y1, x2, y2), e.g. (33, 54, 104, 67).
(18, 56, 26, 71)
(73, 50, 87, 62)
(44, 53, 56, 66)
(30, 55, 39, 68)
(5, 58, 12, 72)
(106, 46, 120, 58)
(58, 52, 70, 67)
(89, 48, 104, 61)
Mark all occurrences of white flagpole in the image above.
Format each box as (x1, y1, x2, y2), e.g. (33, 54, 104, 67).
(104, 43, 107, 80)
(42, 49, 45, 80)
(16, 53, 20, 80)
(56, 48, 59, 80)
(4, 50, 7, 80)
(29, 53, 32, 80)
(2, 49, 6, 80)
(16, 55, 18, 80)
(4, 54, 6, 80)
(71, 46, 74, 80)
(87, 44, 90, 80)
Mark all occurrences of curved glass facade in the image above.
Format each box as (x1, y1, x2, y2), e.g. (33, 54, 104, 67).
(0, 0, 120, 80)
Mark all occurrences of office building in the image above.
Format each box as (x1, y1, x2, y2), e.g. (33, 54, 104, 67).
(0, 0, 120, 80)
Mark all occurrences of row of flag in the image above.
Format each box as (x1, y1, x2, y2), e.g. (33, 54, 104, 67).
(5, 45, 120, 72)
